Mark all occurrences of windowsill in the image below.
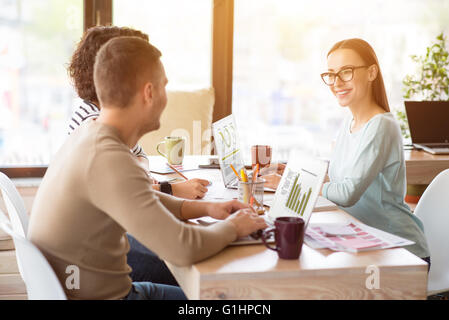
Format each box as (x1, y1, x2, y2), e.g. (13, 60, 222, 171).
(0, 166, 48, 178)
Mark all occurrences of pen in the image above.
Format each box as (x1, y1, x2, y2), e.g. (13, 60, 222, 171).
(167, 163, 189, 181)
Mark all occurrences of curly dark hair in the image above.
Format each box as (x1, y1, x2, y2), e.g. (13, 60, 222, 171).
(68, 26, 149, 104)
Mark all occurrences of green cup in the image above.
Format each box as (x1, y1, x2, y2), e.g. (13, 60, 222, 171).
(156, 136, 186, 165)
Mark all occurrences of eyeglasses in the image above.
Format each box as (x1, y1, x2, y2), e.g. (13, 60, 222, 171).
(320, 66, 369, 86)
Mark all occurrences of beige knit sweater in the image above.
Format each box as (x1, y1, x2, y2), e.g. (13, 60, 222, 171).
(28, 120, 237, 300)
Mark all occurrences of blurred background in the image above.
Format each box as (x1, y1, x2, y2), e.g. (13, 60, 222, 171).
(0, 0, 448, 165)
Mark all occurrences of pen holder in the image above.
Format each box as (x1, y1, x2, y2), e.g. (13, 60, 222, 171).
(238, 179, 265, 214)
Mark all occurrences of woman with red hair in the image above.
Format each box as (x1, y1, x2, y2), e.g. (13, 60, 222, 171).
(320, 38, 430, 267)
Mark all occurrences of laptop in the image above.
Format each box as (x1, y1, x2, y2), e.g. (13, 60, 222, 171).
(211, 115, 258, 189)
(265, 150, 329, 226)
(231, 150, 329, 245)
(404, 101, 449, 154)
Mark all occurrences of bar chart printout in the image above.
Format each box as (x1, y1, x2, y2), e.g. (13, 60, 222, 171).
(280, 169, 313, 217)
(268, 152, 328, 223)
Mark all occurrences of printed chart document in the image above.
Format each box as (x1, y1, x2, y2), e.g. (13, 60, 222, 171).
(305, 221, 415, 253)
(267, 153, 328, 225)
(264, 195, 337, 212)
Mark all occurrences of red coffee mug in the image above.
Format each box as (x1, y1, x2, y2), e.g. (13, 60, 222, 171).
(251, 145, 272, 170)
(261, 216, 305, 259)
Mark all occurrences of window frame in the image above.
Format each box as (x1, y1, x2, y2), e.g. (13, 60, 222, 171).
(85, 0, 234, 123)
(84, 0, 112, 30)
(0, 0, 233, 176)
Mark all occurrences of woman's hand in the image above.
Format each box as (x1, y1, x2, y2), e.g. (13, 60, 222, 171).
(171, 178, 210, 199)
(260, 163, 286, 176)
(261, 173, 282, 190)
(207, 199, 251, 220)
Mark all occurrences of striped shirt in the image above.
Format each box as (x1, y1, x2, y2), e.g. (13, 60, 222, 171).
(68, 100, 148, 159)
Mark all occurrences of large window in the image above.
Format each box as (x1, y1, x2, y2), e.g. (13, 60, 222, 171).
(233, 0, 449, 162)
(2, 1, 448, 166)
(113, 0, 213, 90)
(0, 0, 82, 165)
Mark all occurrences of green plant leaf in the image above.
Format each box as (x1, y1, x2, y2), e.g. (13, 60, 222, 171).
(403, 32, 449, 101)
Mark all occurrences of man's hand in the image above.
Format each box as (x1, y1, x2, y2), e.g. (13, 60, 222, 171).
(171, 179, 210, 199)
(207, 199, 251, 220)
(226, 208, 268, 238)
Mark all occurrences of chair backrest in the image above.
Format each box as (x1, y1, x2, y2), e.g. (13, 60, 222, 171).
(0, 213, 66, 300)
(139, 88, 215, 156)
(414, 169, 449, 293)
(0, 172, 29, 237)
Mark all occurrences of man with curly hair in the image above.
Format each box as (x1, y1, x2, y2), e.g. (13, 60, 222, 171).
(67, 26, 210, 200)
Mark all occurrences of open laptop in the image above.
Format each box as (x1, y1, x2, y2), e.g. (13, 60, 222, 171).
(231, 150, 329, 245)
(265, 150, 329, 226)
(405, 101, 449, 154)
(212, 115, 268, 189)
(211, 115, 244, 189)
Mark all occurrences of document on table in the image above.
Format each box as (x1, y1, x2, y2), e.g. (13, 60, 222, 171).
(305, 221, 415, 252)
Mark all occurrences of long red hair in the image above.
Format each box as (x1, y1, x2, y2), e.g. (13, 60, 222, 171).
(328, 38, 390, 112)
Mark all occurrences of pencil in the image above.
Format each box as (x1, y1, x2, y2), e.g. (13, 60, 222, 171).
(240, 169, 248, 182)
(249, 163, 258, 208)
(230, 164, 241, 181)
(167, 163, 189, 181)
(252, 163, 260, 183)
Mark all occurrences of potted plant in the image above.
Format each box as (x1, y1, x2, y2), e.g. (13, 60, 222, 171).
(396, 32, 449, 138)
(395, 32, 449, 203)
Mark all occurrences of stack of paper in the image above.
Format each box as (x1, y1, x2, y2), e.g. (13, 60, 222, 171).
(305, 221, 414, 253)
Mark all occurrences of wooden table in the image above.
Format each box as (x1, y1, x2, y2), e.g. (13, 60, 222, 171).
(1, 156, 433, 300)
(165, 209, 428, 300)
(151, 157, 428, 300)
(405, 150, 449, 185)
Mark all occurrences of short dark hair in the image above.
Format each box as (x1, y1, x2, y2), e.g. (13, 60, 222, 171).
(68, 26, 149, 103)
(94, 36, 162, 108)
(328, 38, 390, 112)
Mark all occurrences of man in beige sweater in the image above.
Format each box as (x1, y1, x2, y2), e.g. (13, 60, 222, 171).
(28, 37, 267, 300)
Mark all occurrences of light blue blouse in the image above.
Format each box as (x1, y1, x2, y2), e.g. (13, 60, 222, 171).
(322, 112, 429, 258)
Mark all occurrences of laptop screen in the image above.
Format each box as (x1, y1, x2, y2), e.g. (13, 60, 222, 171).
(405, 101, 449, 144)
(212, 115, 245, 186)
(268, 151, 329, 228)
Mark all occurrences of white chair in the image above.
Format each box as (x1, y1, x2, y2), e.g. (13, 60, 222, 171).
(414, 168, 449, 295)
(0, 172, 29, 237)
(0, 212, 66, 300)
(0, 172, 31, 280)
